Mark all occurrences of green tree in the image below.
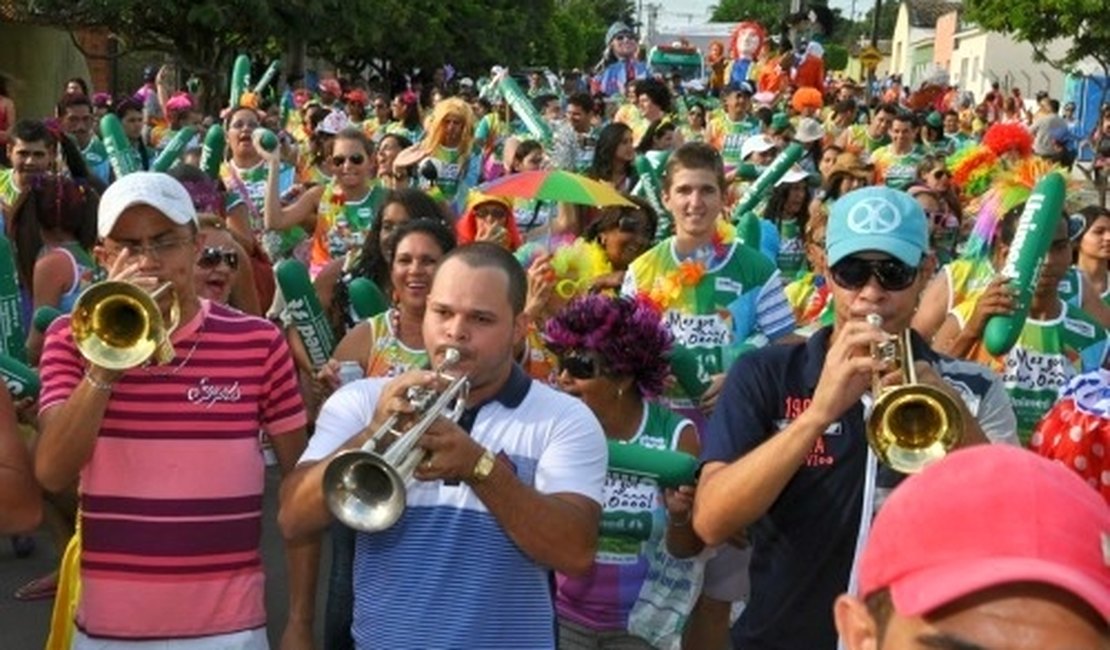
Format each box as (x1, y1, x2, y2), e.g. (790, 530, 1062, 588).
(824, 43, 849, 71)
(710, 0, 788, 31)
(963, 0, 1110, 76)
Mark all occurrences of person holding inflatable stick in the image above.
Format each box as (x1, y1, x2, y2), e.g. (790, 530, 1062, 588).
(933, 172, 1110, 444)
(545, 293, 703, 649)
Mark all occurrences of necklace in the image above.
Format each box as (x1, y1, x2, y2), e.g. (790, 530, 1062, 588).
(142, 318, 205, 377)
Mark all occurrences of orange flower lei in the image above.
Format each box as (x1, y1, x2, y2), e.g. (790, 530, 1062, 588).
(641, 228, 727, 312)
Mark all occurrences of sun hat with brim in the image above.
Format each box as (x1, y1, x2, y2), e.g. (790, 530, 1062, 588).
(775, 166, 810, 187)
(795, 117, 825, 144)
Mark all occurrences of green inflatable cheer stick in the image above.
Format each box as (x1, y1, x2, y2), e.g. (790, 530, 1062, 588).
(0, 354, 39, 399)
(733, 142, 805, 218)
(252, 60, 281, 95)
(497, 71, 553, 146)
(0, 236, 26, 362)
(737, 211, 761, 251)
(229, 54, 252, 108)
(606, 440, 699, 488)
(276, 259, 336, 368)
(984, 172, 1067, 356)
(99, 113, 139, 178)
(32, 306, 62, 334)
(151, 126, 199, 172)
(199, 124, 226, 180)
(348, 278, 389, 321)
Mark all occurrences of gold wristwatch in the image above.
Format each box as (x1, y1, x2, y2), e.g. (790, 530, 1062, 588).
(472, 449, 496, 482)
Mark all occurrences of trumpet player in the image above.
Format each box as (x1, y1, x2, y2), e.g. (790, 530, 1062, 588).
(692, 187, 1018, 650)
(279, 243, 607, 649)
(34, 172, 318, 649)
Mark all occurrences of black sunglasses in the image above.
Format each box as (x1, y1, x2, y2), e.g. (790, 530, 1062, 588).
(331, 154, 366, 167)
(830, 257, 918, 291)
(558, 353, 601, 380)
(197, 247, 239, 270)
(931, 169, 951, 180)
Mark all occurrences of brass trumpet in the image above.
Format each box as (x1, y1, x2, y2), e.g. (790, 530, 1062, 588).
(72, 281, 180, 369)
(323, 348, 469, 532)
(866, 314, 963, 474)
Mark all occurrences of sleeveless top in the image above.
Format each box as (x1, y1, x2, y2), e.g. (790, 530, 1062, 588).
(363, 309, 428, 378)
(309, 182, 385, 278)
(41, 242, 97, 313)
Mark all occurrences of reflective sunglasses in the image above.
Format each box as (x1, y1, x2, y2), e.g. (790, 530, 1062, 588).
(558, 353, 601, 380)
(197, 247, 240, 270)
(331, 154, 366, 167)
(830, 256, 918, 291)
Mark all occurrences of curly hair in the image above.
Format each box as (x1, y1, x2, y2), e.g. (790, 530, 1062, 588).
(544, 294, 673, 397)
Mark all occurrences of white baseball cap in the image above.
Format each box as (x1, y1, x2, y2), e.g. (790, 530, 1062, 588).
(740, 134, 776, 161)
(98, 172, 198, 239)
(775, 165, 810, 187)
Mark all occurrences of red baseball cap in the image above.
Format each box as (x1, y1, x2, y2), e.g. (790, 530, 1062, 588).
(859, 445, 1110, 619)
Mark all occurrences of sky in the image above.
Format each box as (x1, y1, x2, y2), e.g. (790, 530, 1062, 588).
(654, 0, 864, 28)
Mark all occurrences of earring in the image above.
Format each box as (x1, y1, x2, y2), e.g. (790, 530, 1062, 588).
(617, 386, 624, 398)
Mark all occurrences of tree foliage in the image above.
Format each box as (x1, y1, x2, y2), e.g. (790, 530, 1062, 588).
(824, 43, 849, 71)
(963, 0, 1110, 73)
(15, 0, 634, 98)
(710, 0, 788, 33)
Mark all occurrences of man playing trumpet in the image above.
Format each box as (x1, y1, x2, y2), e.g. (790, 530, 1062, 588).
(692, 186, 1018, 650)
(279, 243, 607, 649)
(35, 172, 317, 648)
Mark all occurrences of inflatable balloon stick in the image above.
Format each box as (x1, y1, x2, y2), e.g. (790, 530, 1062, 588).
(733, 142, 804, 218)
(32, 306, 62, 334)
(252, 60, 281, 95)
(0, 236, 26, 362)
(276, 260, 336, 368)
(99, 114, 139, 179)
(151, 126, 199, 172)
(983, 172, 1066, 356)
(495, 70, 553, 146)
(347, 278, 389, 321)
(0, 354, 39, 399)
(606, 440, 699, 488)
(228, 54, 252, 108)
(199, 125, 226, 180)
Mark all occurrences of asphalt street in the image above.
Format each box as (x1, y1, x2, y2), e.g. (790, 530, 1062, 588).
(0, 467, 330, 649)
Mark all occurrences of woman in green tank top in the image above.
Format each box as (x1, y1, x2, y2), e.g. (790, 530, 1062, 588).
(318, 219, 456, 388)
(544, 294, 704, 648)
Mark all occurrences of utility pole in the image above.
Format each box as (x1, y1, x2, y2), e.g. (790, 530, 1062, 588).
(647, 3, 661, 45)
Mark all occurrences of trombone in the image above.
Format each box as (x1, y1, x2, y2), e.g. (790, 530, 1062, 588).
(72, 280, 180, 369)
(866, 314, 963, 473)
(323, 348, 470, 532)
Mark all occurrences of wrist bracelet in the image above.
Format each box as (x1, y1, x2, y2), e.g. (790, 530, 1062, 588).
(84, 371, 114, 392)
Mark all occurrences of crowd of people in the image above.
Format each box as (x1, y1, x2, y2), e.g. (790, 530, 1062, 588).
(0, 16, 1108, 650)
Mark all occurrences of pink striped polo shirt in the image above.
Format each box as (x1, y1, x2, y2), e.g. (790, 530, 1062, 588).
(39, 299, 307, 640)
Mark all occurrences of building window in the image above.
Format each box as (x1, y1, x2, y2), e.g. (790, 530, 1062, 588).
(960, 58, 969, 86)
(972, 57, 980, 82)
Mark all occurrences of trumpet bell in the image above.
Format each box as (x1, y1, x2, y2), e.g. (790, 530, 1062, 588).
(72, 281, 167, 370)
(867, 384, 964, 474)
(323, 450, 407, 533)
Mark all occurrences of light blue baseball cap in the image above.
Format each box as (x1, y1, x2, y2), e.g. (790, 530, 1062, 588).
(827, 186, 929, 267)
